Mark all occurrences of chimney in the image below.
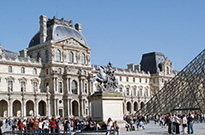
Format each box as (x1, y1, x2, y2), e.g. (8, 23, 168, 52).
(0, 44, 2, 55)
(127, 64, 135, 71)
(19, 49, 28, 57)
(39, 15, 47, 43)
(75, 23, 82, 33)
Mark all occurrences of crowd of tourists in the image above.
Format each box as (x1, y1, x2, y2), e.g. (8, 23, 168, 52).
(154, 112, 205, 134)
(123, 112, 205, 134)
(123, 114, 149, 131)
(0, 116, 119, 134)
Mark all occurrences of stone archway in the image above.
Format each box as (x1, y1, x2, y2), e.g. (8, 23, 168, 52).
(13, 100, 21, 117)
(134, 102, 138, 111)
(72, 100, 79, 116)
(126, 102, 131, 114)
(39, 100, 46, 116)
(0, 100, 8, 117)
(140, 102, 145, 109)
(26, 100, 34, 116)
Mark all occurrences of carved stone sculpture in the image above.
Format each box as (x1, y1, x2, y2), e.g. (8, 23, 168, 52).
(92, 62, 118, 92)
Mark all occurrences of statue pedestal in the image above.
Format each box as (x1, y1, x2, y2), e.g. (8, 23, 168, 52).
(90, 91, 124, 124)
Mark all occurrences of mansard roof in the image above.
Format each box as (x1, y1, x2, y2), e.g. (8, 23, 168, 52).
(140, 52, 165, 74)
(29, 17, 87, 48)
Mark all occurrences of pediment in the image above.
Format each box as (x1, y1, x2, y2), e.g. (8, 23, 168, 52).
(56, 37, 91, 51)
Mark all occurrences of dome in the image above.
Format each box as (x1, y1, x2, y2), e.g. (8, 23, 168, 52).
(29, 17, 87, 48)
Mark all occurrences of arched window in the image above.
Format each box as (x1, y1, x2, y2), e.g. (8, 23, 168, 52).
(21, 67, 25, 73)
(81, 53, 85, 64)
(56, 49, 61, 61)
(33, 68, 37, 74)
(69, 52, 73, 63)
(126, 88, 129, 96)
(134, 88, 136, 96)
(45, 50, 49, 62)
(139, 88, 143, 97)
(72, 80, 77, 94)
(37, 52, 40, 61)
(21, 81, 25, 92)
(8, 66, 12, 73)
(167, 67, 170, 74)
(8, 80, 13, 91)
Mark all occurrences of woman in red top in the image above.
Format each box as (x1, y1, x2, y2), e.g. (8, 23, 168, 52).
(50, 118, 56, 133)
(18, 120, 24, 134)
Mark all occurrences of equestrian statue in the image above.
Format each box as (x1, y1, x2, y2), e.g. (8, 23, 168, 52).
(92, 62, 118, 92)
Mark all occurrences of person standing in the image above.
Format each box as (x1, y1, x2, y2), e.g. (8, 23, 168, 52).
(43, 117, 49, 134)
(182, 114, 188, 134)
(187, 113, 194, 134)
(107, 117, 113, 130)
(0, 119, 3, 135)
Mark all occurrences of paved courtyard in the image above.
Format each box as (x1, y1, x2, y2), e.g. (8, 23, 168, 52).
(119, 121, 205, 135)
(1, 121, 205, 135)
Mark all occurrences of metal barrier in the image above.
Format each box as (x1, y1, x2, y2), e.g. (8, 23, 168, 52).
(3, 129, 119, 135)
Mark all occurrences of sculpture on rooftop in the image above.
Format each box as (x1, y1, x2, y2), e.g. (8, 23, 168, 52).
(92, 62, 118, 92)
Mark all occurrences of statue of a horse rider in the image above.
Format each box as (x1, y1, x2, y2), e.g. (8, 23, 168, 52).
(92, 62, 118, 92)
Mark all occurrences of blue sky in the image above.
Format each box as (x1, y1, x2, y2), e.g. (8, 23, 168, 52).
(0, 0, 204, 71)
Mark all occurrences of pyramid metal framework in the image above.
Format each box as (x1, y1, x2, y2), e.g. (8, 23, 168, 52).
(137, 49, 205, 115)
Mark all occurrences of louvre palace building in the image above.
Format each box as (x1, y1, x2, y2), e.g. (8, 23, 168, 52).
(0, 15, 177, 118)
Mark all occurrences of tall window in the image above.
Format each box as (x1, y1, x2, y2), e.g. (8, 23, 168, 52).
(8, 80, 13, 91)
(72, 80, 77, 94)
(167, 67, 170, 74)
(21, 81, 25, 92)
(33, 68, 37, 74)
(133, 77, 135, 82)
(139, 88, 143, 97)
(85, 83, 87, 93)
(21, 67, 25, 74)
(119, 88, 123, 92)
(56, 49, 61, 61)
(126, 77, 129, 82)
(81, 53, 85, 64)
(58, 68, 61, 74)
(37, 52, 40, 61)
(120, 76, 122, 81)
(58, 82, 62, 93)
(33, 82, 37, 92)
(139, 78, 142, 83)
(45, 50, 49, 62)
(134, 89, 136, 96)
(126, 88, 129, 96)
(8, 66, 12, 73)
(69, 52, 73, 63)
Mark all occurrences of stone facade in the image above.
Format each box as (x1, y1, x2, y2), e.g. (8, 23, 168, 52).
(0, 15, 177, 118)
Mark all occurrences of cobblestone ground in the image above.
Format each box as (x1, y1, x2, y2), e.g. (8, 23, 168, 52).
(1, 121, 205, 135)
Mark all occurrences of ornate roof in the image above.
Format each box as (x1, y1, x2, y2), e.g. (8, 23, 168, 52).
(29, 17, 87, 48)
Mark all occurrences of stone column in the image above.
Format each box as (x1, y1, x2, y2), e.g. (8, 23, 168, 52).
(8, 98, 12, 117)
(67, 99, 70, 116)
(54, 98, 56, 116)
(22, 97, 26, 117)
(56, 99, 59, 116)
(70, 100, 72, 116)
(36, 100, 39, 117)
(46, 95, 51, 117)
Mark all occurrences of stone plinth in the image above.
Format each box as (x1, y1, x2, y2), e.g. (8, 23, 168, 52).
(90, 91, 124, 123)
